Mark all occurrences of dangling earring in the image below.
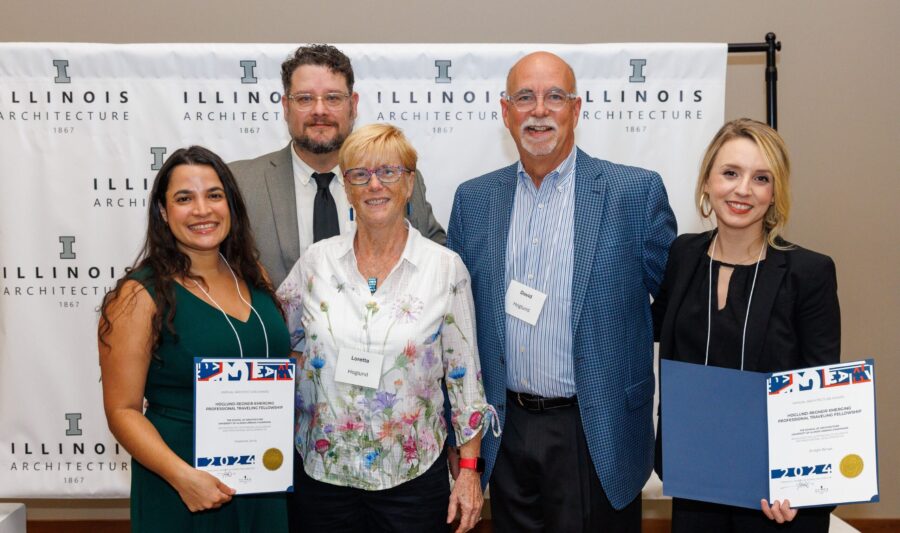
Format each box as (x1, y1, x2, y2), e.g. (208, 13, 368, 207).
(349, 207, 354, 221)
(406, 201, 412, 217)
(699, 192, 712, 218)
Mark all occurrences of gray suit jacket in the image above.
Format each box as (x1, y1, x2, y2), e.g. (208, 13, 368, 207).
(230, 143, 446, 287)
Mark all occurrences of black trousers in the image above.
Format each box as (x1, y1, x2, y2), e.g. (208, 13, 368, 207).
(490, 396, 641, 533)
(672, 498, 831, 533)
(288, 447, 450, 533)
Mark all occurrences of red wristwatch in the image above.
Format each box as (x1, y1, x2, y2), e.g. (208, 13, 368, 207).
(459, 457, 485, 473)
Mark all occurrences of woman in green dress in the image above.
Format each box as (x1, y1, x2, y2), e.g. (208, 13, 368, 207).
(99, 146, 291, 532)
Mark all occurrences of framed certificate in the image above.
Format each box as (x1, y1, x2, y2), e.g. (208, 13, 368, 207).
(661, 359, 879, 509)
(194, 358, 295, 494)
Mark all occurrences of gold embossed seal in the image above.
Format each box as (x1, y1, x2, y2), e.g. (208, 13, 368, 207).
(839, 454, 863, 478)
(262, 448, 283, 471)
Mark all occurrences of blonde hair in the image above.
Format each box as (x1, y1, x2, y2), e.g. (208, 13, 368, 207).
(696, 118, 792, 248)
(338, 123, 417, 172)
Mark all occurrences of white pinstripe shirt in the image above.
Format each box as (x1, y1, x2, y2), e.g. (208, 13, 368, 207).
(505, 147, 577, 398)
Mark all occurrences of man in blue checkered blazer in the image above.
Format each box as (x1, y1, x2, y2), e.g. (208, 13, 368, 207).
(447, 52, 676, 532)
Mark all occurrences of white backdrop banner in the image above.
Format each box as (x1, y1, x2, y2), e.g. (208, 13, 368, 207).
(0, 43, 725, 497)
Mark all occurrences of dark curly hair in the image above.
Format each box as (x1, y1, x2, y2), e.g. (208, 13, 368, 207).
(98, 145, 280, 352)
(281, 44, 354, 95)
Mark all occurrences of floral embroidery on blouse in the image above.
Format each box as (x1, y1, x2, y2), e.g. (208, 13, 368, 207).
(277, 226, 496, 490)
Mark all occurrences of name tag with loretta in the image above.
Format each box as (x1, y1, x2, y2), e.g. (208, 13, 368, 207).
(335, 348, 385, 389)
(505, 279, 547, 326)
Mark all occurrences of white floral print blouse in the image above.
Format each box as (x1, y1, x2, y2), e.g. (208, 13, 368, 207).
(277, 225, 496, 490)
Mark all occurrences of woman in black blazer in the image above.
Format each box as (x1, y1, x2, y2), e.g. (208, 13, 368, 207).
(653, 118, 840, 532)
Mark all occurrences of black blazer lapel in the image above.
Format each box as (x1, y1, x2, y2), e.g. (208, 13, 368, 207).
(742, 245, 787, 371)
(659, 232, 712, 359)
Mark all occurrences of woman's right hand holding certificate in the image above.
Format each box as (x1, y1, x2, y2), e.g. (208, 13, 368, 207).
(761, 498, 798, 524)
(173, 465, 235, 512)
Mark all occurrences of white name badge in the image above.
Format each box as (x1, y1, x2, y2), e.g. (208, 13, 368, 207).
(505, 279, 547, 326)
(334, 348, 385, 389)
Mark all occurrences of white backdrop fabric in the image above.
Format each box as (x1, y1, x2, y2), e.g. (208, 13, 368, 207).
(0, 43, 725, 497)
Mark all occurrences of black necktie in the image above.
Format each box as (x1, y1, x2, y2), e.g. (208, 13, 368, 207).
(312, 172, 340, 242)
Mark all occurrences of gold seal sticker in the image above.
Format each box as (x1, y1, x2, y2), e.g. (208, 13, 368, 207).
(840, 454, 863, 478)
(262, 448, 283, 471)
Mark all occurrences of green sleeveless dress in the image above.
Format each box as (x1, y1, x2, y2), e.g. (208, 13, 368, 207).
(131, 274, 291, 533)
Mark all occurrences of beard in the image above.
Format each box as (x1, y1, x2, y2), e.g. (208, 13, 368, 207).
(292, 113, 355, 155)
(519, 117, 558, 157)
(294, 129, 348, 154)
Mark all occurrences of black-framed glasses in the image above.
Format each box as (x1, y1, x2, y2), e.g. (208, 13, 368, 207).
(343, 165, 412, 186)
(285, 92, 351, 110)
(505, 88, 578, 112)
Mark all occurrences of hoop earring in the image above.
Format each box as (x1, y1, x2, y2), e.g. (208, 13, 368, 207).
(699, 192, 712, 218)
(764, 204, 778, 228)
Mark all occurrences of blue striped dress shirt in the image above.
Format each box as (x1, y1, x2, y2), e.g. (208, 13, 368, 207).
(505, 147, 577, 398)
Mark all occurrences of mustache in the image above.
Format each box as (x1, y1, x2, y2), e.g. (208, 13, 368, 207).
(520, 117, 557, 134)
(305, 120, 338, 127)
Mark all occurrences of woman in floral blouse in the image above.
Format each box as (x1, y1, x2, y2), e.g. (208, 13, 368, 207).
(278, 123, 497, 533)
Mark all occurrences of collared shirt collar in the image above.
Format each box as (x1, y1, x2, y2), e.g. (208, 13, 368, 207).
(334, 219, 421, 270)
(515, 145, 578, 192)
(290, 142, 343, 189)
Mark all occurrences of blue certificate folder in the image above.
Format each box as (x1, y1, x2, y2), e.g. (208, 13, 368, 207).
(661, 359, 771, 510)
(661, 359, 879, 509)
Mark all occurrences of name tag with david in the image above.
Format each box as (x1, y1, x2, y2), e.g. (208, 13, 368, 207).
(335, 348, 385, 389)
(505, 280, 547, 326)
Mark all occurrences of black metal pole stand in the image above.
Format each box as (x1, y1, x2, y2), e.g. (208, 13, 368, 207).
(727, 32, 782, 129)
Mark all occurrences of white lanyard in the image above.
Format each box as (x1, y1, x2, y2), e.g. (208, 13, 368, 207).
(704, 233, 764, 370)
(188, 253, 270, 359)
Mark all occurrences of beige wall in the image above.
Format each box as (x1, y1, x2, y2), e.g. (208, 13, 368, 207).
(2, 0, 897, 521)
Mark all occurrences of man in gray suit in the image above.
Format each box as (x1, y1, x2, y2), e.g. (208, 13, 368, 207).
(230, 44, 445, 287)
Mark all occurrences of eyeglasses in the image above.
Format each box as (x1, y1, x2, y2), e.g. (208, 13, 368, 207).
(343, 165, 412, 186)
(505, 88, 578, 112)
(285, 92, 351, 110)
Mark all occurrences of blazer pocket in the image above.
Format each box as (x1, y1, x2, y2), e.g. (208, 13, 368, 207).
(625, 374, 655, 411)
